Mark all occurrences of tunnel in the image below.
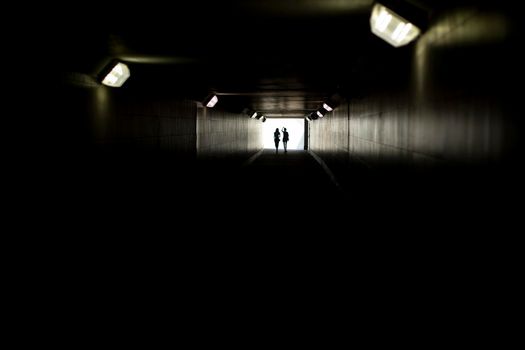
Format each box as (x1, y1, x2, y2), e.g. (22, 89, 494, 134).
(24, 0, 521, 226)
(12, 1, 523, 339)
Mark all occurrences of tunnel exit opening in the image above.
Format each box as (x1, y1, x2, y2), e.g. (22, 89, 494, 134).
(263, 118, 305, 150)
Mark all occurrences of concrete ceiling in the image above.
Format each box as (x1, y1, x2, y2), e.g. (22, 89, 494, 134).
(58, 0, 444, 117)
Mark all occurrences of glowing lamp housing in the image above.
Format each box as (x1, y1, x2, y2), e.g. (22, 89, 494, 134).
(204, 94, 219, 108)
(101, 62, 130, 87)
(370, 3, 421, 47)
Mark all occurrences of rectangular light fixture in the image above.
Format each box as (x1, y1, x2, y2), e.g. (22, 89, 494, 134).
(250, 112, 258, 118)
(101, 62, 130, 87)
(204, 94, 218, 108)
(317, 110, 325, 118)
(370, 3, 421, 47)
(323, 103, 334, 112)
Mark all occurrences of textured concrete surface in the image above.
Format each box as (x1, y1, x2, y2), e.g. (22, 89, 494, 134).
(197, 106, 263, 160)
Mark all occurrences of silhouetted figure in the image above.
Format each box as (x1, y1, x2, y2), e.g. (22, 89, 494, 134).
(282, 127, 289, 153)
(274, 128, 281, 154)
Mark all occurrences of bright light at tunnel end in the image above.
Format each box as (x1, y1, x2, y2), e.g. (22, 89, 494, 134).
(264, 118, 304, 150)
(370, 3, 421, 47)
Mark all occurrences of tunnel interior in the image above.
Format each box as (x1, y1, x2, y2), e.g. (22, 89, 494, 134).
(10, 3, 524, 339)
(22, 0, 520, 218)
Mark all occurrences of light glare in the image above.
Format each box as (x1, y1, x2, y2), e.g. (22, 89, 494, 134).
(370, 3, 421, 47)
(376, 10, 392, 32)
(102, 62, 130, 87)
(263, 118, 305, 150)
(397, 23, 412, 42)
(323, 103, 333, 112)
(206, 95, 218, 107)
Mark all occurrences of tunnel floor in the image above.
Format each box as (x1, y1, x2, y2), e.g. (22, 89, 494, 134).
(66, 146, 517, 226)
(242, 149, 338, 195)
(204, 149, 341, 203)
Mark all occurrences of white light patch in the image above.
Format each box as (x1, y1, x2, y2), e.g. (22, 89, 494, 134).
(102, 62, 130, 87)
(263, 118, 305, 150)
(206, 95, 218, 107)
(375, 8, 392, 32)
(323, 103, 333, 112)
(370, 3, 421, 47)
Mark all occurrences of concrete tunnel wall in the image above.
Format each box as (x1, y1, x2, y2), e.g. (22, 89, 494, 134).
(197, 106, 263, 162)
(56, 76, 263, 169)
(308, 5, 519, 197)
(45, 74, 264, 206)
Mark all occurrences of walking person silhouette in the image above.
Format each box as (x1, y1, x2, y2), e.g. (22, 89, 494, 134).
(282, 127, 289, 153)
(273, 128, 281, 154)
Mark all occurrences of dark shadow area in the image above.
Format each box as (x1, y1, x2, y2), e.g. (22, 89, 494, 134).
(215, 149, 341, 199)
(312, 146, 523, 227)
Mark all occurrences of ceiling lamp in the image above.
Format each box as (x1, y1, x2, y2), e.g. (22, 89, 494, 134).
(323, 103, 334, 112)
(370, 2, 421, 47)
(309, 112, 319, 121)
(203, 94, 219, 108)
(101, 61, 130, 87)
